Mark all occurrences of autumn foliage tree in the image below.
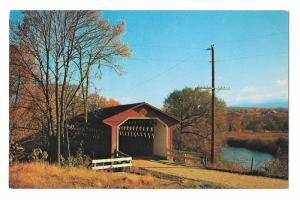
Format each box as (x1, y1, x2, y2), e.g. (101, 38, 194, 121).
(98, 96, 120, 108)
(68, 93, 120, 118)
(10, 11, 131, 164)
(226, 108, 288, 132)
(163, 87, 226, 154)
(9, 45, 45, 142)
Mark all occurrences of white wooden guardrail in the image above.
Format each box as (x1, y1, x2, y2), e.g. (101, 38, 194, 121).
(91, 151, 132, 170)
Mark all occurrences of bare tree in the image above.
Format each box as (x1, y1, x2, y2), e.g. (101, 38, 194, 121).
(10, 11, 131, 164)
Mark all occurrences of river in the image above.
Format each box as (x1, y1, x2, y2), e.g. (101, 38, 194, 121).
(221, 147, 275, 171)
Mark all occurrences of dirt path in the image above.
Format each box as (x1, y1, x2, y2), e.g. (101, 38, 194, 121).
(133, 159, 288, 189)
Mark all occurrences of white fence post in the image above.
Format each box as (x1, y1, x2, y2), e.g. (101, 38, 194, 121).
(91, 156, 132, 170)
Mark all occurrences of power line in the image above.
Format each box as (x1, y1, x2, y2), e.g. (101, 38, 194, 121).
(112, 37, 287, 105)
(118, 53, 199, 102)
(118, 51, 286, 102)
(129, 44, 204, 50)
(130, 53, 198, 89)
(127, 31, 287, 50)
(130, 56, 198, 62)
(217, 52, 288, 62)
(214, 31, 288, 46)
(124, 51, 287, 90)
(138, 48, 286, 69)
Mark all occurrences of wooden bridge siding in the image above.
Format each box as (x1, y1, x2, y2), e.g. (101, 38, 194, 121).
(168, 127, 173, 160)
(111, 125, 117, 154)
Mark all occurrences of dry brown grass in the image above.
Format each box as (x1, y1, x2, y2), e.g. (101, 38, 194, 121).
(207, 162, 247, 173)
(9, 162, 174, 189)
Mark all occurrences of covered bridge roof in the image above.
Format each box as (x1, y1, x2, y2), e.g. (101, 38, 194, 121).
(70, 102, 180, 128)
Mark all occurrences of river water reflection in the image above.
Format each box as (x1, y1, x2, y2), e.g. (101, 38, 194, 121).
(221, 147, 275, 170)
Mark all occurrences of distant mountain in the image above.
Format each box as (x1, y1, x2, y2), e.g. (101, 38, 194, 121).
(229, 100, 288, 108)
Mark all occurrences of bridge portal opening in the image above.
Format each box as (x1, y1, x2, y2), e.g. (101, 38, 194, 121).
(118, 118, 168, 158)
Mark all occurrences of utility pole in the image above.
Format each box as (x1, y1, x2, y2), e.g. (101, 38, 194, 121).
(210, 45, 215, 164)
(201, 44, 229, 164)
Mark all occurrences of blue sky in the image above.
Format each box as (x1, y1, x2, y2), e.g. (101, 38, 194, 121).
(98, 11, 288, 108)
(10, 11, 289, 108)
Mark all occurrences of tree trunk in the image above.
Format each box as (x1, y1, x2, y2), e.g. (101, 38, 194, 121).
(55, 76, 61, 165)
(64, 120, 71, 164)
(48, 134, 57, 163)
(84, 68, 89, 124)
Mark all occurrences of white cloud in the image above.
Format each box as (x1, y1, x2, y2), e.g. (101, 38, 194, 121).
(276, 79, 288, 87)
(219, 81, 288, 106)
(222, 89, 288, 105)
(241, 86, 257, 93)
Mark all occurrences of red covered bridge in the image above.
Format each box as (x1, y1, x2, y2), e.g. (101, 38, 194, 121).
(69, 102, 180, 160)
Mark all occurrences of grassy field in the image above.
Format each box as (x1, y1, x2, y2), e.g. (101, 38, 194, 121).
(9, 160, 288, 189)
(10, 162, 220, 189)
(9, 162, 175, 189)
(9, 163, 219, 189)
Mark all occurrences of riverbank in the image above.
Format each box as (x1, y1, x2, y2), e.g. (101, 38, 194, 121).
(220, 132, 288, 178)
(221, 147, 274, 168)
(223, 132, 288, 155)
